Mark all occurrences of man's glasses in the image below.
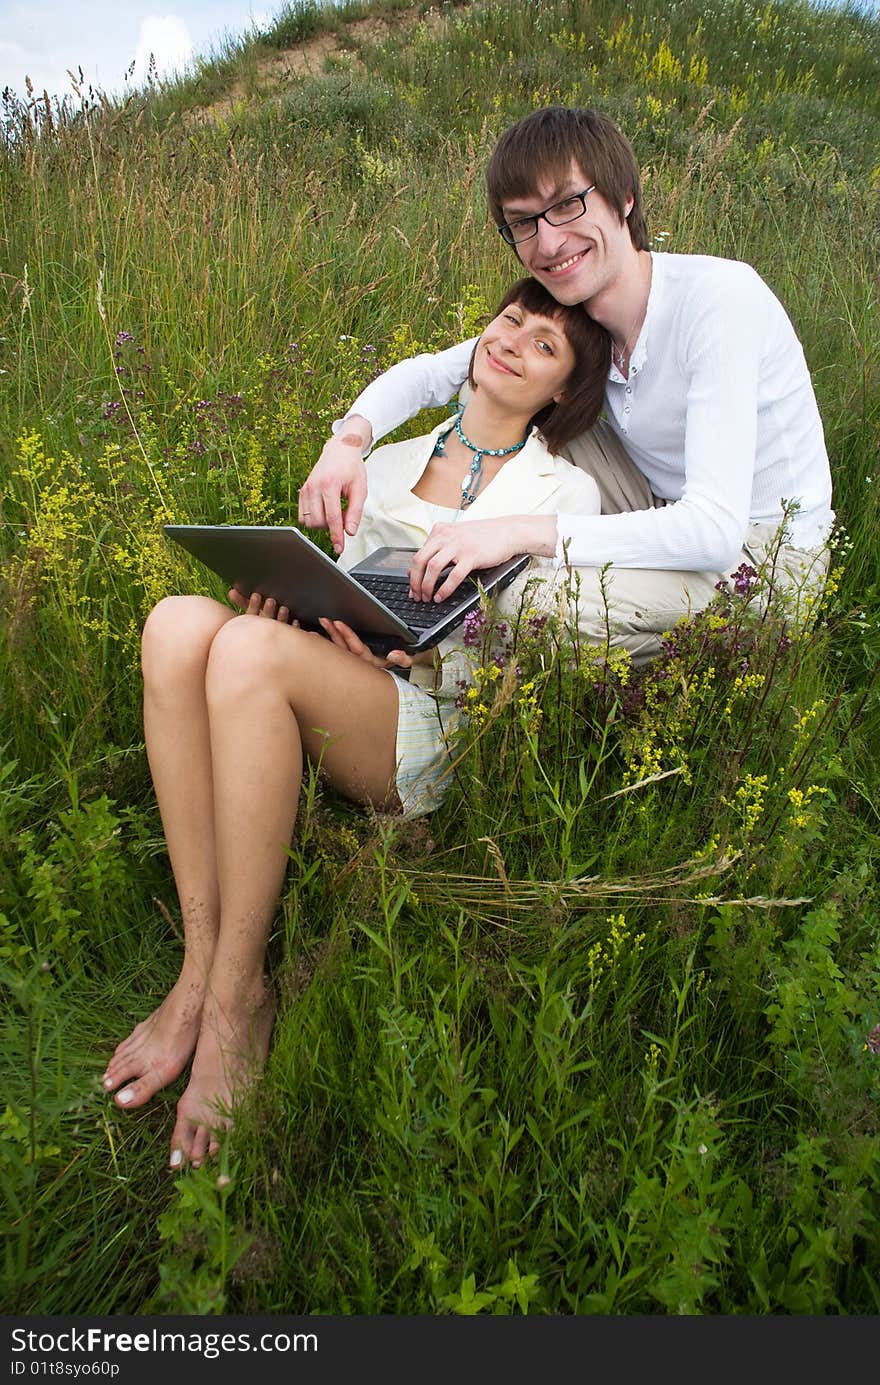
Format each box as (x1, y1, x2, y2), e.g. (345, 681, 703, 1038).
(498, 186, 597, 245)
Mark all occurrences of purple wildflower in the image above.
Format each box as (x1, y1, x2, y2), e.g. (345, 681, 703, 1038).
(731, 563, 759, 597)
(866, 1023, 880, 1055)
(462, 608, 486, 648)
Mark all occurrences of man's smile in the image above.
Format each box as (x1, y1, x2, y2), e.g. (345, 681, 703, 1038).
(544, 248, 590, 274)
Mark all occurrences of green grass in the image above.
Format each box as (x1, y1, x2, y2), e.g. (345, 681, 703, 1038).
(1, 0, 879, 1315)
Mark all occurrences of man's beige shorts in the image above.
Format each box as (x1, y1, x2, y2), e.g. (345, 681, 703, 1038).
(503, 421, 830, 665)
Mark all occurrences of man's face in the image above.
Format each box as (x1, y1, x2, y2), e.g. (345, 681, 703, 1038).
(500, 161, 635, 309)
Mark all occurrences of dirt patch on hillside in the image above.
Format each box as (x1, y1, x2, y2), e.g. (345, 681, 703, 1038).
(193, 5, 448, 125)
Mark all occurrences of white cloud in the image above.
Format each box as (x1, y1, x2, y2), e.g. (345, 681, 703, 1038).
(132, 15, 194, 85)
(0, 4, 285, 102)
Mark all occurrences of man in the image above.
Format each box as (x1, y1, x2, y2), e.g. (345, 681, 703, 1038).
(297, 106, 833, 662)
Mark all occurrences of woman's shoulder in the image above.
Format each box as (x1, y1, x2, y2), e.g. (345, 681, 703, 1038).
(529, 429, 601, 484)
(368, 418, 456, 470)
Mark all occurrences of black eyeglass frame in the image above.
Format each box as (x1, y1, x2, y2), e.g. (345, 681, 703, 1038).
(497, 185, 597, 245)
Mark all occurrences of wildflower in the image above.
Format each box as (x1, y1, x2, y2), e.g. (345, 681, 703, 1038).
(731, 562, 758, 596)
(866, 1024, 880, 1055)
(462, 608, 486, 648)
(730, 772, 769, 834)
(114, 330, 135, 346)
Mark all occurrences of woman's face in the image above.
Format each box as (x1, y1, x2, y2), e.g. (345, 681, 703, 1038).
(472, 302, 576, 414)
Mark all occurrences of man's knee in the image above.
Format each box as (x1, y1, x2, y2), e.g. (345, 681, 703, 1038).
(549, 565, 718, 665)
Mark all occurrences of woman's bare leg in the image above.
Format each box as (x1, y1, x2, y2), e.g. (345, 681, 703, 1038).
(102, 595, 235, 1110)
(170, 616, 402, 1167)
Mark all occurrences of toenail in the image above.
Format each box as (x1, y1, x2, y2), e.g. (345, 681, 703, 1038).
(102, 1076, 113, 1089)
(117, 1089, 134, 1105)
(169, 1149, 183, 1168)
(191, 1160, 201, 1169)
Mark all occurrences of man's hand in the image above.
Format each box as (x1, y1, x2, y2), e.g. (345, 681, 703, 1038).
(297, 416, 373, 554)
(408, 515, 555, 602)
(318, 618, 414, 671)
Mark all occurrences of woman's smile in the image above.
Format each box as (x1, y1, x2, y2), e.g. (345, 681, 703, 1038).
(485, 347, 519, 375)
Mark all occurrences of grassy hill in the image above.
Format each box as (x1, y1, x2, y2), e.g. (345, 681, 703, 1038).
(1, 0, 879, 1315)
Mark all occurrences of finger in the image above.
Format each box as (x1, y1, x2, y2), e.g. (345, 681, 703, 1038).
(277, 605, 291, 623)
(343, 470, 369, 537)
(386, 649, 414, 669)
(259, 596, 278, 619)
(318, 617, 346, 649)
(298, 485, 323, 529)
(228, 587, 248, 611)
(323, 619, 387, 667)
(432, 562, 469, 603)
(324, 620, 376, 662)
(246, 591, 263, 616)
(410, 525, 456, 601)
(322, 488, 346, 555)
(330, 620, 368, 655)
(418, 549, 456, 602)
(408, 546, 437, 601)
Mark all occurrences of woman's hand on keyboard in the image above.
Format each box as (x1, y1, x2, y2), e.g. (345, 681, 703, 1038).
(318, 619, 414, 671)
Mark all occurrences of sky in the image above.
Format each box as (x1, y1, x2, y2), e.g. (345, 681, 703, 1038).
(0, 1, 286, 104)
(2, 0, 877, 105)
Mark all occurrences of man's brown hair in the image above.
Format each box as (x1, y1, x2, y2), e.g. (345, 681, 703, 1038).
(467, 278, 610, 454)
(486, 106, 649, 252)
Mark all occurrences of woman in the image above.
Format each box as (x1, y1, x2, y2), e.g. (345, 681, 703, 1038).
(101, 278, 608, 1170)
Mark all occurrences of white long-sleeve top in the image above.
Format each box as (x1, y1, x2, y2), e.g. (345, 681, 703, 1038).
(336, 253, 834, 570)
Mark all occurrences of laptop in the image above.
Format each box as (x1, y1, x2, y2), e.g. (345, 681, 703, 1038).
(163, 524, 530, 653)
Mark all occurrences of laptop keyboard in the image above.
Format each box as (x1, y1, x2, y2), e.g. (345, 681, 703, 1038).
(356, 574, 478, 630)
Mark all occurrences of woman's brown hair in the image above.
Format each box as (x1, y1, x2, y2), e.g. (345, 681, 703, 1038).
(468, 277, 609, 455)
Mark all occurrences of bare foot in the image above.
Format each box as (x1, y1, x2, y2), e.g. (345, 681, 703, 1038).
(102, 967, 207, 1110)
(168, 982, 275, 1170)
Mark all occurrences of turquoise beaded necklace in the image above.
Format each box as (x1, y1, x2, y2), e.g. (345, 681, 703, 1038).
(432, 410, 530, 509)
